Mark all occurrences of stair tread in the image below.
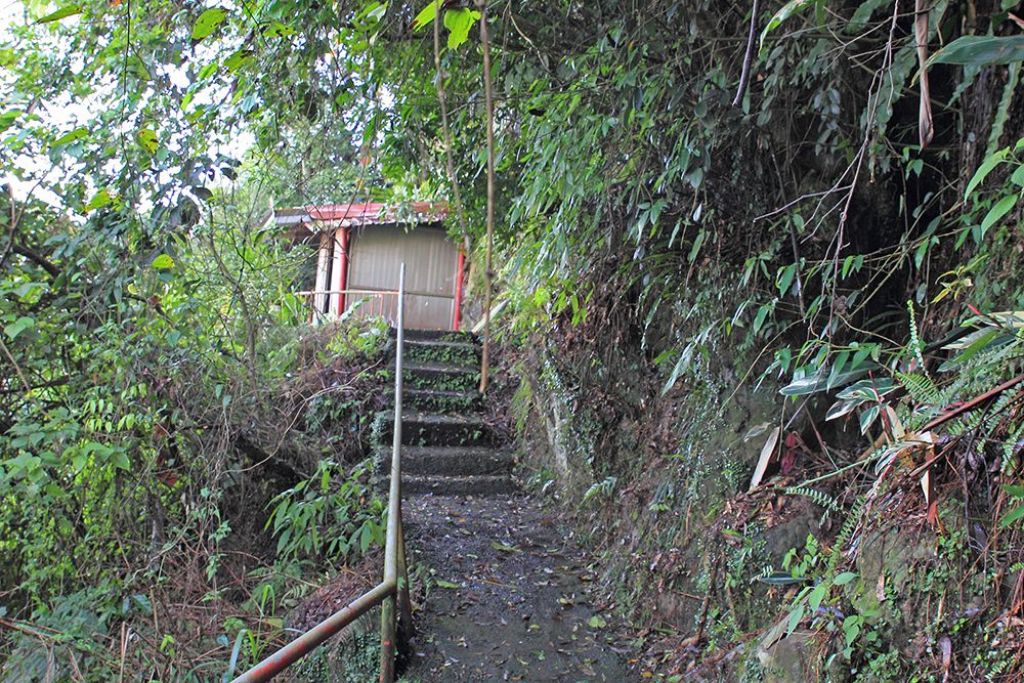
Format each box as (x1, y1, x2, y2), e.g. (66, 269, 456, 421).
(404, 339, 479, 351)
(385, 412, 488, 425)
(405, 388, 479, 398)
(394, 329, 478, 343)
(403, 474, 515, 496)
(400, 447, 513, 476)
(405, 474, 510, 480)
(402, 445, 511, 456)
(403, 361, 478, 373)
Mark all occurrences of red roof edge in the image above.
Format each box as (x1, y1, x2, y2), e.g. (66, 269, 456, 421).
(275, 201, 448, 228)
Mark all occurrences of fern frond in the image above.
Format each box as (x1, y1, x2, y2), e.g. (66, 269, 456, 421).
(828, 495, 865, 572)
(783, 486, 840, 513)
(907, 302, 928, 377)
(896, 371, 943, 407)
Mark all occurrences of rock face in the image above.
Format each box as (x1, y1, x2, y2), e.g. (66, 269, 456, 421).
(375, 329, 515, 496)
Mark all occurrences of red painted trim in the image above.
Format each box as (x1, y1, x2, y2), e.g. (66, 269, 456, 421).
(306, 201, 447, 223)
(452, 248, 465, 331)
(337, 227, 350, 315)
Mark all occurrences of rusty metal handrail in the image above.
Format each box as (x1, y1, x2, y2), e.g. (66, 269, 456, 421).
(233, 264, 413, 683)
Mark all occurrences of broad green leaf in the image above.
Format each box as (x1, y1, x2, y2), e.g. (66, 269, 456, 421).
(777, 263, 797, 296)
(137, 128, 158, 154)
(786, 604, 805, 635)
(940, 328, 1011, 370)
(808, 583, 828, 611)
(84, 189, 112, 212)
(753, 303, 771, 334)
(980, 195, 1018, 235)
(833, 572, 857, 585)
(835, 377, 895, 401)
(825, 399, 859, 421)
(587, 615, 607, 629)
(0, 109, 21, 133)
(859, 404, 880, 434)
(780, 374, 827, 396)
(263, 21, 295, 38)
(756, 572, 810, 585)
(760, 0, 815, 47)
(4, 316, 35, 340)
(412, 2, 438, 30)
(687, 229, 706, 262)
(52, 126, 89, 147)
(444, 8, 481, 49)
(930, 35, 1024, 66)
(192, 8, 229, 41)
(999, 502, 1024, 528)
(847, 0, 889, 33)
(151, 254, 174, 270)
(964, 149, 1008, 201)
(36, 4, 82, 23)
(224, 50, 251, 73)
(1011, 165, 1024, 187)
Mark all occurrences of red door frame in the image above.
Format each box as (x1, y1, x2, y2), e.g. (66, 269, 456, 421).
(452, 248, 465, 331)
(336, 227, 350, 316)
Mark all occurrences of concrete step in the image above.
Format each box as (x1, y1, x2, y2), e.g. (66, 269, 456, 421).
(403, 338, 479, 367)
(403, 362, 479, 392)
(403, 474, 514, 496)
(401, 446, 513, 476)
(394, 329, 478, 344)
(380, 412, 495, 447)
(404, 388, 479, 412)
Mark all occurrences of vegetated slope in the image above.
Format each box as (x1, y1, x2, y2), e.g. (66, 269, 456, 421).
(4, 0, 1024, 679)
(402, 2, 1024, 680)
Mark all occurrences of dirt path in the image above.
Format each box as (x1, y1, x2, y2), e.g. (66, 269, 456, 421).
(401, 494, 636, 682)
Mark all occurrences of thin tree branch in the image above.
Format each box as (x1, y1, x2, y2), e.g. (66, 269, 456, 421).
(732, 0, 760, 107)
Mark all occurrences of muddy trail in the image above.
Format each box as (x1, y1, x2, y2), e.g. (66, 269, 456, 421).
(401, 493, 636, 682)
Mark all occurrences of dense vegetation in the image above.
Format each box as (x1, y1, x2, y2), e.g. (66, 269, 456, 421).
(2, 0, 1024, 679)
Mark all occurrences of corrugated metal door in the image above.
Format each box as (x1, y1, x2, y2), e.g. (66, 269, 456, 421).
(347, 225, 457, 330)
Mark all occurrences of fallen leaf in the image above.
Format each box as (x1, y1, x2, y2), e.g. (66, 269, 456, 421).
(749, 426, 781, 491)
(491, 541, 521, 553)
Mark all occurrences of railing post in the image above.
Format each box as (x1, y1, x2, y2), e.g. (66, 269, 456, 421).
(380, 263, 405, 683)
(379, 594, 396, 683)
(396, 506, 415, 639)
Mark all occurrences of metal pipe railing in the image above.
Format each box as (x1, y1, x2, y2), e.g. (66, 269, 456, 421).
(232, 264, 413, 683)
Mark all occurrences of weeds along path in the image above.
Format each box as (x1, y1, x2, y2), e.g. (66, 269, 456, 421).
(402, 494, 635, 682)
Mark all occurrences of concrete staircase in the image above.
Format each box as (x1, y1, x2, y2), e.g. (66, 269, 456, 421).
(376, 329, 514, 496)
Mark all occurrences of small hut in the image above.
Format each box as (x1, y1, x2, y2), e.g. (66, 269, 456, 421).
(275, 202, 464, 331)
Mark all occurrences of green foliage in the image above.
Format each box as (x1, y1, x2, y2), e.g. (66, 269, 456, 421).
(930, 35, 1024, 66)
(266, 459, 385, 564)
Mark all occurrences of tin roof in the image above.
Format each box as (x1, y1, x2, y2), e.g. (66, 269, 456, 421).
(274, 202, 448, 233)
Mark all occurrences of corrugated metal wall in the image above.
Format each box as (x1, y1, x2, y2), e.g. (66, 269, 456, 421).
(347, 225, 457, 330)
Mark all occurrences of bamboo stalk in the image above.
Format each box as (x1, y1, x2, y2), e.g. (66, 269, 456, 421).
(479, 0, 495, 395)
